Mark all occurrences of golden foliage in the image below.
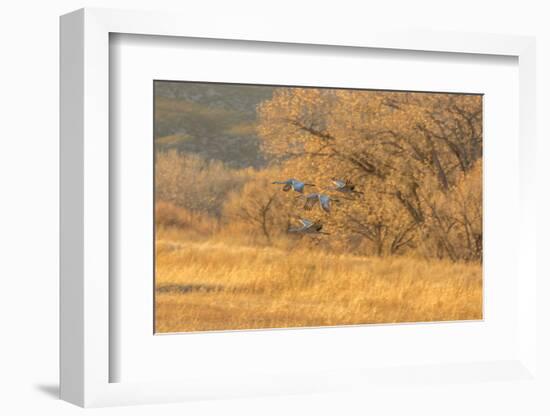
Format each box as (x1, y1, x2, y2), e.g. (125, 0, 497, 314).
(155, 150, 253, 215)
(257, 89, 483, 260)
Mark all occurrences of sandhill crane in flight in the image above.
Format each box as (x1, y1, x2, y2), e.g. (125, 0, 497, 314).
(272, 178, 315, 194)
(298, 193, 338, 213)
(287, 218, 329, 235)
(327, 178, 363, 196)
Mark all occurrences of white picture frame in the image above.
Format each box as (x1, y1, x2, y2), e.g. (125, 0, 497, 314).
(60, 7, 539, 408)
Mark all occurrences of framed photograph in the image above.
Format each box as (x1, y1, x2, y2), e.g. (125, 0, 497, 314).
(152, 81, 483, 334)
(60, 8, 539, 408)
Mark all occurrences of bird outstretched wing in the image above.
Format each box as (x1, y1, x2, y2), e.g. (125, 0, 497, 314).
(319, 195, 331, 213)
(299, 218, 313, 228)
(303, 195, 317, 210)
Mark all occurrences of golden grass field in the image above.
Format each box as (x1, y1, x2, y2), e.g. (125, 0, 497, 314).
(154, 227, 483, 333)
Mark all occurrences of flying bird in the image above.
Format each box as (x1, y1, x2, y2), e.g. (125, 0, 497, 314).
(272, 178, 315, 194)
(287, 218, 329, 235)
(327, 178, 363, 196)
(298, 193, 338, 213)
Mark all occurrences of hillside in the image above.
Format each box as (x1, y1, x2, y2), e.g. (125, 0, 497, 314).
(154, 81, 274, 168)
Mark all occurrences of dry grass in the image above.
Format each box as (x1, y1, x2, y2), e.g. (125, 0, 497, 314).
(155, 228, 482, 333)
(155, 201, 219, 234)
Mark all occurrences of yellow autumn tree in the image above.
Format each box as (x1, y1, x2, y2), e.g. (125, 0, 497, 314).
(257, 88, 482, 260)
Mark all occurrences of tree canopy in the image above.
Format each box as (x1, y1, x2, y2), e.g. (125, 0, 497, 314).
(255, 88, 482, 260)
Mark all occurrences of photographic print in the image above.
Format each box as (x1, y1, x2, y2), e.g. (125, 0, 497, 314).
(154, 81, 483, 333)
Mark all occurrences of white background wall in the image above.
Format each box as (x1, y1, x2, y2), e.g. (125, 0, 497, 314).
(0, 1, 548, 414)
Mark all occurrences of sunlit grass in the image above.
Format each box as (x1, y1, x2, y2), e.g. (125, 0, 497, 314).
(155, 228, 482, 333)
